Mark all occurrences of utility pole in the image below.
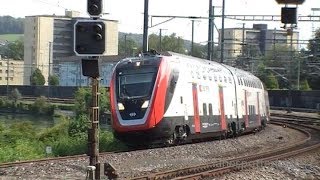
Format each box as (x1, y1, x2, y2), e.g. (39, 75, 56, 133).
(207, 0, 213, 60)
(287, 26, 294, 113)
(124, 34, 127, 56)
(48, 42, 52, 100)
(159, 28, 167, 52)
(241, 23, 245, 57)
(211, 6, 216, 60)
(142, 0, 149, 52)
(220, 0, 225, 63)
(191, 19, 195, 56)
(273, 28, 276, 60)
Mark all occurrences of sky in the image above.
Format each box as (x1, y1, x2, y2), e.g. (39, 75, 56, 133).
(0, 0, 319, 47)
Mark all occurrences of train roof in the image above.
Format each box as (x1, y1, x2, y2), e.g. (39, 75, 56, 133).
(164, 51, 259, 80)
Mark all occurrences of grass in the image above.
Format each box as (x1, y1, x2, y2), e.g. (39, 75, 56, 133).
(0, 34, 23, 42)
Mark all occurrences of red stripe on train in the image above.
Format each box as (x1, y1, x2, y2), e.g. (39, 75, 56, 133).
(219, 86, 227, 130)
(192, 83, 201, 133)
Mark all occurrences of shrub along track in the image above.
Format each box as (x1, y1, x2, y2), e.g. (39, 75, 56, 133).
(129, 116, 320, 180)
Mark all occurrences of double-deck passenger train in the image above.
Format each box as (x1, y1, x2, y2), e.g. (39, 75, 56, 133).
(110, 51, 270, 146)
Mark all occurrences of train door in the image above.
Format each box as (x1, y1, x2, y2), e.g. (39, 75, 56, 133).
(256, 92, 261, 126)
(244, 90, 249, 128)
(218, 86, 227, 131)
(192, 83, 201, 133)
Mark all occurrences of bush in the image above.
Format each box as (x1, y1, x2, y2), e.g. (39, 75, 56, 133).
(99, 131, 127, 152)
(0, 140, 45, 163)
(51, 134, 87, 156)
(68, 114, 89, 137)
(2, 122, 37, 144)
(38, 116, 69, 142)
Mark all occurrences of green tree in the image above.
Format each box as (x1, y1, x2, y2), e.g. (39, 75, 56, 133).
(74, 87, 91, 116)
(30, 68, 45, 86)
(118, 36, 138, 56)
(73, 87, 110, 116)
(0, 16, 24, 34)
(148, 33, 186, 54)
(192, 43, 206, 59)
(9, 88, 21, 111)
(299, 79, 311, 90)
(48, 75, 59, 86)
(308, 28, 320, 60)
(0, 40, 23, 60)
(265, 73, 279, 89)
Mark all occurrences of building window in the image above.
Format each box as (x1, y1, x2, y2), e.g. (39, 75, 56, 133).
(0, 70, 2, 73)
(10, 77, 13, 81)
(0, 77, 2, 80)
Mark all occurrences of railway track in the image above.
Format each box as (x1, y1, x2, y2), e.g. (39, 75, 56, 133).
(1, 112, 319, 179)
(130, 116, 320, 180)
(22, 96, 75, 104)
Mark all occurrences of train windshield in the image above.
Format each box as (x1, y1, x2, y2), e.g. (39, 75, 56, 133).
(117, 67, 158, 99)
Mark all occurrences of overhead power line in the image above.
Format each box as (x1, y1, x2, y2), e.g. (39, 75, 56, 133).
(150, 14, 320, 22)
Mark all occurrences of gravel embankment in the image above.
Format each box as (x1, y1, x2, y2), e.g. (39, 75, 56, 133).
(217, 148, 320, 180)
(0, 124, 308, 179)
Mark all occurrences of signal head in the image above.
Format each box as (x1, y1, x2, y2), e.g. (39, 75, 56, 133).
(87, 0, 102, 17)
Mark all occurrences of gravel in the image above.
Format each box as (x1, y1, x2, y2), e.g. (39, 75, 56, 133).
(217, 149, 320, 180)
(0, 124, 311, 179)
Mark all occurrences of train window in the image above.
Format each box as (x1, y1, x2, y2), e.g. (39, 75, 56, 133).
(209, 103, 213, 115)
(228, 77, 232, 84)
(214, 76, 217, 82)
(180, 96, 183, 104)
(209, 76, 212, 81)
(219, 76, 222, 82)
(240, 78, 243, 86)
(224, 76, 227, 83)
(203, 103, 207, 116)
(238, 78, 240, 85)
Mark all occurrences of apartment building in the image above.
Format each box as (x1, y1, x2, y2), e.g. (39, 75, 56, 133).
(56, 55, 123, 87)
(0, 58, 24, 85)
(219, 24, 299, 59)
(23, 10, 119, 85)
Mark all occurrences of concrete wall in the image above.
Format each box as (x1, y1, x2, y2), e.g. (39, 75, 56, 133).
(268, 90, 320, 109)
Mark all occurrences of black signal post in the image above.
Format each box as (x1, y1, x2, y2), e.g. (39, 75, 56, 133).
(74, 0, 106, 179)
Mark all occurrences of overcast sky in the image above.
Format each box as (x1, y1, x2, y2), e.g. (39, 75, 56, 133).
(0, 0, 319, 46)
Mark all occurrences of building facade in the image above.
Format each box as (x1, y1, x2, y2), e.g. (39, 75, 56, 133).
(219, 24, 299, 59)
(23, 10, 119, 85)
(55, 55, 122, 87)
(0, 58, 24, 85)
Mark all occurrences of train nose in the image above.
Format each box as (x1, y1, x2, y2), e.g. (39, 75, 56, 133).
(118, 99, 149, 120)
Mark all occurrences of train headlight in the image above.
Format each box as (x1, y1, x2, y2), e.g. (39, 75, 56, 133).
(141, 100, 149, 109)
(118, 103, 125, 110)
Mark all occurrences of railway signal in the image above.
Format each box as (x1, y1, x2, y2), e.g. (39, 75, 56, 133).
(275, 0, 305, 4)
(87, 0, 103, 17)
(281, 7, 297, 24)
(74, 20, 106, 56)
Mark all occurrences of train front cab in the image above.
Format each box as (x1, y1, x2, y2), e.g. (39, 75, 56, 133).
(110, 56, 176, 144)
